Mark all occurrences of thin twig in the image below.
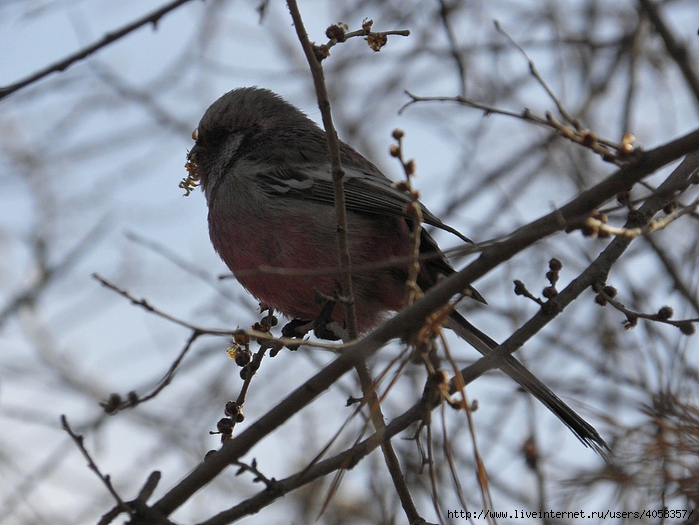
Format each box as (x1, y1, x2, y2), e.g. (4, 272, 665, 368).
(620, 23, 643, 134)
(149, 129, 699, 519)
(494, 20, 579, 129)
(637, 0, 699, 108)
(644, 235, 699, 316)
(124, 230, 238, 301)
(285, 4, 424, 522)
(233, 459, 277, 490)
(61, 416, 130, 514)
(196, 396, 434, 525)
(594, 282, 698, 334)
(440, 331, 495, 520)
(354, 362, 423, 523)
(316, 20, 409, 60)
(91, 273, 340, 350)
(212, 346, 269, 443)
(0, 0, 198, 100)
(454, 150, 699, 431)
(401, 91, 637, 166)
(438, 0, 467, 96)
(582, 197, 699, 239)
(101, 330, 202, 414)
(390, 130, 424, 306)
(0, 218, 108, 329)
(286, 0, 359, 340)
(424, 419, 443, 523)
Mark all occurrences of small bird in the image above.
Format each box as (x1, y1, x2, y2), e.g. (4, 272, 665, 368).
(185, 87, 607, 452)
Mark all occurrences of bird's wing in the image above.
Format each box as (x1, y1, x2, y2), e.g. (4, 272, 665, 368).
(256, 164, 472, 244)
(256, 164, 486, 304)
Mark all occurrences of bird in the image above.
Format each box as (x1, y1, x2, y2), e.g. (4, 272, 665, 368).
(184, 86, 607, 452)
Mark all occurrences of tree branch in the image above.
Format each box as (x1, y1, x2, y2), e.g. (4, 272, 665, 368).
(149, 128, 699, 520)
(0, 0, 197, 100)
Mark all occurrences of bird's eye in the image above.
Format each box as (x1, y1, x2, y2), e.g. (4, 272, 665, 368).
(207, 130, 228, 147)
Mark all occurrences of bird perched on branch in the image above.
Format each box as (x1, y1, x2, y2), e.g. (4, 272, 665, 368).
(184, 87, 607, 453)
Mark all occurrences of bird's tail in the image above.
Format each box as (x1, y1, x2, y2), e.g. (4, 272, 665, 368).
(446, 311, 608, 454)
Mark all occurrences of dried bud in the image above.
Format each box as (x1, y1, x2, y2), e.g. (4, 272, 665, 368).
(513, 280, 527, 296)
(602, 286, 617, 298)
(313, 44, 330, 61)
(619, 142, 634, 155)
(522, 437, 538, 470)
(389, 144, 400, 157)
(542, 286, 558, 299)
(620, 133, 635, 156)
(392, 129, 404, 140)
(617, 191, 630, 205)
(225, 401, 238, 417)
(325, 23, 347, 42)
(127, 391, 139, 405)
(366, 33, 388, 52)
(663, 200, 678, 215)
(258, 314, 278, 331)
(546, 271, 559, 284)
(581, 223, 597, 237)
(595, 294, 607, 306)
(433, 369, 450, 386)
(235, 348, 252, 367)
(548, 258, 562, 271)
(657, 306, 673, 320)
(678, 322, 696, 335)
(405, 159, 416, 175)
(591, 210, 608, 223)
(234, 331, 250, 345)
(102, 393, 122, 414)
(394, 181, 410, 192)
(580, 131, 597, 146)
(216, 418, 233, 434)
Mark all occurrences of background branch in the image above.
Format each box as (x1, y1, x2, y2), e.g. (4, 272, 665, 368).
(0, 0, 197, 100)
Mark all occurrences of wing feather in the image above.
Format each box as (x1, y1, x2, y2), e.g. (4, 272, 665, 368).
(257, 166, 472, 243)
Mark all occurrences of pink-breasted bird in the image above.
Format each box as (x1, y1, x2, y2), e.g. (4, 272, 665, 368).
(186, 87, 606, 452)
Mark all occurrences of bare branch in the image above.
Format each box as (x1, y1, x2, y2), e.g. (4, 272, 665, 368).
(148, 130, 699, 520)
(0, 0, 198, 100)
(61, 416, 130, 515)
(455, 150, 699, 411)
(286, 0, 359, 340)
(494, 20, 580, 128)
(638, 0, 699, 107)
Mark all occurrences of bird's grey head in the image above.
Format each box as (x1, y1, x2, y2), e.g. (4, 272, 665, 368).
(186, 88, 323, 196)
